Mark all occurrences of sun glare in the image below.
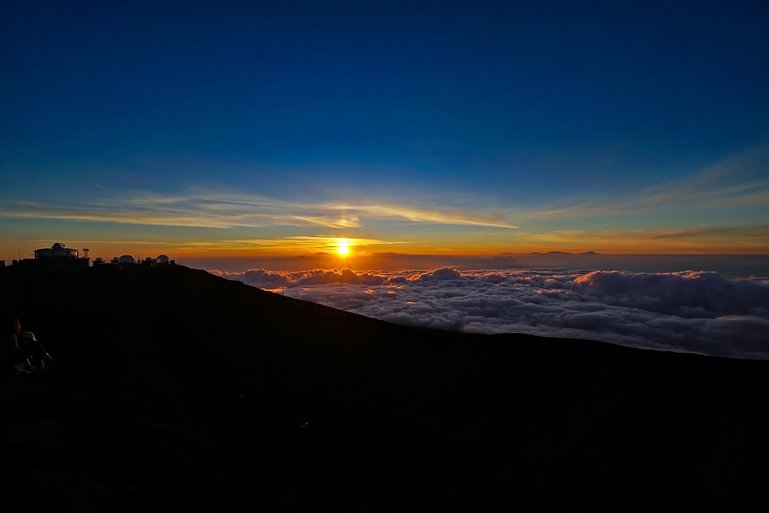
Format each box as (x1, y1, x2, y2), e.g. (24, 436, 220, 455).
(337, 238, 350, 256)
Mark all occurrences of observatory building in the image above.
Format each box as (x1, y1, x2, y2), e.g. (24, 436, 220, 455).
(101, 254, 175, 267)
(35, 242, 81, 260)
(17, 243, 90, 268)
(12, 244, 175, 269)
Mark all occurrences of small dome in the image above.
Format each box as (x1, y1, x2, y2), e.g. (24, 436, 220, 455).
(156, 255, 170, 264)
(118, 255, 135, 264)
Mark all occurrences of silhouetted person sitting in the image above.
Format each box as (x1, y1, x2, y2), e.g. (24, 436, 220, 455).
(1, 315, 51, 373)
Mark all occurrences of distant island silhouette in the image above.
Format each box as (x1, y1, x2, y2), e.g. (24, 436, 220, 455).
(1, 264, 768, 512)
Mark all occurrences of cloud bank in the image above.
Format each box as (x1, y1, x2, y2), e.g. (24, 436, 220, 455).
(209, 268, 769, 359)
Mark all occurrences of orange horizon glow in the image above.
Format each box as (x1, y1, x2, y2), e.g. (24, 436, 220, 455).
(2, 231, 768, 263)
(0, 244, 769, 262)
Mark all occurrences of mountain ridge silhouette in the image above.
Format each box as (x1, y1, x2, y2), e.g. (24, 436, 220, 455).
(1, 264, 768, 512)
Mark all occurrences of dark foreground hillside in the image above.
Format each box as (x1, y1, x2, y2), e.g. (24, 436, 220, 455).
(1, 264, 768, 512)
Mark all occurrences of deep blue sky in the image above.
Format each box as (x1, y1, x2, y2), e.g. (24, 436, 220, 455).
(1, 1, 768, 259)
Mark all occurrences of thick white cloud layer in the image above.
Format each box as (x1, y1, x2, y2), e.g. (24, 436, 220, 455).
(209, 268, 769, 359)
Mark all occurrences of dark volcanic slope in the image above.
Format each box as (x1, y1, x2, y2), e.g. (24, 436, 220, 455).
(1, 265, 768, 512)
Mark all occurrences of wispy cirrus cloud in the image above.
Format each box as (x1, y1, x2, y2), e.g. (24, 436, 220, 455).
(646, 225, 769, 241)
(517, 225, 769, 249)
(1, 144, 767, 255)
(331, 203, 517, 228)
(0, 205, 255, 229)
(526, 144, 769, 219)
(0, 190, 518, 230)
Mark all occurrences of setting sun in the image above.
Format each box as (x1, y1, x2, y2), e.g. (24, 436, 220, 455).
(336, 238, 350, 256)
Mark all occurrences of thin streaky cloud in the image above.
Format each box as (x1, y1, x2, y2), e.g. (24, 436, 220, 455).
(0, 145, 765, 250)
(332, 204, 518, 229)
(647, 226, 769, 240)
(276, 215, 362, 229)
(0, 208, 266, 229)
(0, 191, 520, 230)
(526, 144, 769, 219)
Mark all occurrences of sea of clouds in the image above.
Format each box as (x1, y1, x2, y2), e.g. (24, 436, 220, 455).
(208, 268, 769, 359)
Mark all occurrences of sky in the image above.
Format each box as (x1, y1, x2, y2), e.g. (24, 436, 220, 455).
(1, 1, 768, 264)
